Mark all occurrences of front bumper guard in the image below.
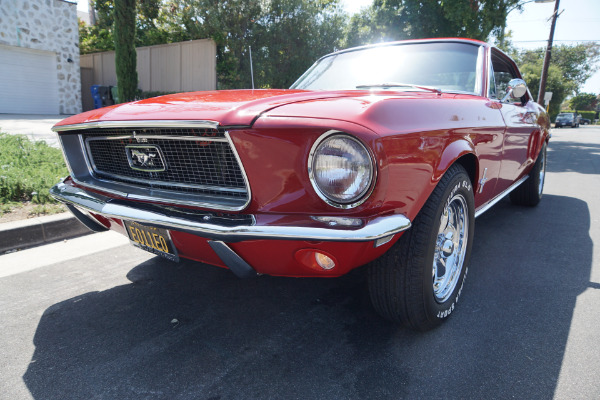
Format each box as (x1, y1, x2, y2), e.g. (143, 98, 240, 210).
(50, 181, 411, 243)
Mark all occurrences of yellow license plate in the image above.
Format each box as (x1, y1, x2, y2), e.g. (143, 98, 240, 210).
(124, 220, 179, 262)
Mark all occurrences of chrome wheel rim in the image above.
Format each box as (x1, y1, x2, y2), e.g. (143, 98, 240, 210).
(538, 147, 546, 196)
(433, 193, 469, 303)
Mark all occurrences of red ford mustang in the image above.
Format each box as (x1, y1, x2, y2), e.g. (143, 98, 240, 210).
(51, 38, 550, 330)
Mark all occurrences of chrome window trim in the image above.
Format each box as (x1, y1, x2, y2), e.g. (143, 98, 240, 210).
(307, 130, 377, 209)
(52, 120, 221, 132)
(487, 46, 494, 99)
(474, 45, 485, 97)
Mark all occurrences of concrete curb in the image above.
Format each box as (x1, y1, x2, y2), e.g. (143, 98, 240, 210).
(0, 212, 92, 253)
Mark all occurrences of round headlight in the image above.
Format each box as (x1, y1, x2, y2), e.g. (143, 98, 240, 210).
(309, 133, 374, 207)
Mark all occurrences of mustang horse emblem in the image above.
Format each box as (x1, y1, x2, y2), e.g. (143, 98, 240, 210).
(125, 145, 166, 172)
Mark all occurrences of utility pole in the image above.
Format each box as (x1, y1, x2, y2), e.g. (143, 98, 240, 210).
(537, 0, 560, 105)
(88, 0, 97, 25)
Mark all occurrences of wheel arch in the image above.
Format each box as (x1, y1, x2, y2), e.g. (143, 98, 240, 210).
(398, 139, 478, 223)
(435, 139, 478, 187)
(453, 153, 478, 188)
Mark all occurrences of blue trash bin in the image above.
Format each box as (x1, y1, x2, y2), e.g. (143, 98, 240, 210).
(91, 85, 103, 109)
(91, 85, 115, 108)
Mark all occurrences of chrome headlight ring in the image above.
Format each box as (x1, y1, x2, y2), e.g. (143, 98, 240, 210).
(308, 130, 376, 209)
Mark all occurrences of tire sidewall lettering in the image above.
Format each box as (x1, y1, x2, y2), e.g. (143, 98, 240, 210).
(445, 180, 472, 209)
(431, 176, 474, 321)
(436, 266, 468, 319)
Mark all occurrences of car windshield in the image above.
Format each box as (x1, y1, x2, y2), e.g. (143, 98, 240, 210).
(557, 114, 573, 120)
(291, 42, 482, 94)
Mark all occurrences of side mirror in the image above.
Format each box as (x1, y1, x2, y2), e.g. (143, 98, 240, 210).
(501, 78, 528, 103)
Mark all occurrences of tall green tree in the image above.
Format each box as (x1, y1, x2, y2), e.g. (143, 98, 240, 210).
(260, 0, 347, 88)
(515, 43, 600, 116)
(167, 0, 346, 89)
(114, 0, 138, 102)
(80, 0, 169, 54)
(81, 0, 346, 90)
(518, 43, 600, 92)
(569, 93, 598, 111)
(345, 0, 521, 47)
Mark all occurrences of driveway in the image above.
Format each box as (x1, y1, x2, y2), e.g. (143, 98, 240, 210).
(0, 114, 69, 148)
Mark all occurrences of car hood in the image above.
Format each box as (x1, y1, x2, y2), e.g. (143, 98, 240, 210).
(53, 89, 457, 129)
(54, 89, 373, 128)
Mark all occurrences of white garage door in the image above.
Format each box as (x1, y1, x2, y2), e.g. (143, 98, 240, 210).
(0, 45, 59, 114)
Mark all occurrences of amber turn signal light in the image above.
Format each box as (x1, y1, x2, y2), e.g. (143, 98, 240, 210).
(295, 249, 337, 271)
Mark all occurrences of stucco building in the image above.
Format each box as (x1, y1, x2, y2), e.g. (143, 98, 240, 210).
(0, 0, 81, 114)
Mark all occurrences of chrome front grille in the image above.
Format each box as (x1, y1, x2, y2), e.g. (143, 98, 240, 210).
(71, 127, 249, 209)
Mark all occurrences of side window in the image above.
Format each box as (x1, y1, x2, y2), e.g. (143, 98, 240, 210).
(490, 50, 520, 101)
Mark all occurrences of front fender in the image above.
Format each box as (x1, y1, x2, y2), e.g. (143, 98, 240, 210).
(434, 139, 477, 183)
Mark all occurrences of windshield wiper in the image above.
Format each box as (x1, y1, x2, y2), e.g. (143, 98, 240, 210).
(356, 82, 442, 95)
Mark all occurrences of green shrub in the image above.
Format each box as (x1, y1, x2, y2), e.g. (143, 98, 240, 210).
(0, 133, 68, 205)
(578, 111, 597, 121)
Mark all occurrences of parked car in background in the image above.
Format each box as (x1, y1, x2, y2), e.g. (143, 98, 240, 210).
(555, 112, 580, 128)
(579, 117, 591, 125)
(50, 38, 550, 331)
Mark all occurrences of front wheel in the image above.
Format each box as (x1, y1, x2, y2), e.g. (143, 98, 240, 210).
(368, 164, 475, 331)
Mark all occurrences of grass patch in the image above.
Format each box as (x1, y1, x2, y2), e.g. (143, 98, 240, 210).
(1, 201, 22, 215)
(0, 133, 68, 215)
(30, 203, 66, 216)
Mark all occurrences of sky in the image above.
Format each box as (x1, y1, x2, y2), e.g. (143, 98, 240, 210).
(77, 0, 600, 93)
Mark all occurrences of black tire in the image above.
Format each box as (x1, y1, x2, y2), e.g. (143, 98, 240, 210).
(509, 143, 547, 206)
(368, 164, 475, 331)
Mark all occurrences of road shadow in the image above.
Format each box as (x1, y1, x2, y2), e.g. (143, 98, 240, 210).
(23, 194, 592, 399)
(547, 140, 600, 174)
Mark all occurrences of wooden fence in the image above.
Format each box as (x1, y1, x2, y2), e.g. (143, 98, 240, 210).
(80, 39, 217, 111)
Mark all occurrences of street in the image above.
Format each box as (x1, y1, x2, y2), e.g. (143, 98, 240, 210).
(1, 126, 599, 399)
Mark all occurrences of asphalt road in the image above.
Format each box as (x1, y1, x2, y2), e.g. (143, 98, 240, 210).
(1, 126, 599, 400)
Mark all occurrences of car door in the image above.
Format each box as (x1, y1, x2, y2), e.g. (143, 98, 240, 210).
(489, 49, 541, 193)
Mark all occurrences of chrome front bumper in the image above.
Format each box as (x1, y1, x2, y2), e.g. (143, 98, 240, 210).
(50, 181, 411, 243)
